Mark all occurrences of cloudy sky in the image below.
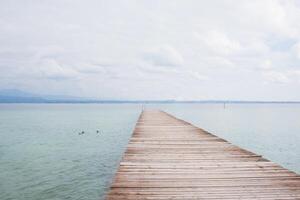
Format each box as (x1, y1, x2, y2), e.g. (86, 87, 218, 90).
(1, 0, 300, 100)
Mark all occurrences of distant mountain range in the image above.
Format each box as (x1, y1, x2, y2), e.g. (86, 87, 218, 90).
(0, 89, 95, 103)
(0, 89, 299, 103)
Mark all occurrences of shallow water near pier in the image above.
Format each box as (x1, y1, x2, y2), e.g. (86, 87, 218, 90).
(0, 103, 299, 200)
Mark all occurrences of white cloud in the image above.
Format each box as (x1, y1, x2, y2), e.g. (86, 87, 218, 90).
(187, 71, 209, 81)
(38, 59, 79, 80)
(263, 71, 289, 84)
(260, 59, 273, 70)
(288, 69, 300, 82)
(1, 0, 300, 100)
(292, 42, 300, 59)
(194, 30, 241, 56)
(142, 45, 184, 67)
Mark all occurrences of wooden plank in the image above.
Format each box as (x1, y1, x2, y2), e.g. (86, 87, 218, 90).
(106, 110, 300, 199)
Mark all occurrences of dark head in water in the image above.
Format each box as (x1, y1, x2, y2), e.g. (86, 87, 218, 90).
(78, 131, 85, 135)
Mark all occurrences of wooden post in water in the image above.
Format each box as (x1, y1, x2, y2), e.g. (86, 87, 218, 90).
(106, 110, 300, 199)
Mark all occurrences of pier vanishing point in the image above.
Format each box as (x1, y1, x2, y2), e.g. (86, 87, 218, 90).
(106, 110, 300, 199)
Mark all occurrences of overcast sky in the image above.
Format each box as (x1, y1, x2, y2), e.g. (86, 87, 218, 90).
(1, 0, 300, 100)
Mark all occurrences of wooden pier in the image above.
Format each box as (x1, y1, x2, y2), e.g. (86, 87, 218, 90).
(106, 110, 300, 199)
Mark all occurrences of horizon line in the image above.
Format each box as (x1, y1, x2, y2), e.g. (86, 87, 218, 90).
(1, 100, 300, 104)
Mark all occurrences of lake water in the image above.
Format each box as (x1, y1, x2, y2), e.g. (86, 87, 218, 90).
(0, 103, 299, 200)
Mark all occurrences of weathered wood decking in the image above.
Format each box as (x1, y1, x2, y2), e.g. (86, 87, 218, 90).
(106, 110, 300, 199)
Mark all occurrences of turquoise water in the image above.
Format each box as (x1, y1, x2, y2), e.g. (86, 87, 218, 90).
(0, 103, 299, 200)
(0, 104, 141, 200)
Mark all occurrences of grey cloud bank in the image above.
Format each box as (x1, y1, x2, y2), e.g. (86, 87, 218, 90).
(1, 0, 300, 100)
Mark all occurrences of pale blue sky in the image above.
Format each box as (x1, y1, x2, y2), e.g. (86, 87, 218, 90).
(1, 0, 300, 100)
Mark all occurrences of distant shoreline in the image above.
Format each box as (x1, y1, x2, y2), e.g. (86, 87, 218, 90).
(1, 90, 299, 104)
(1, 100, 300, 104)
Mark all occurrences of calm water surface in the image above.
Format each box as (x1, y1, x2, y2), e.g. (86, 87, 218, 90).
(0, 103, 299, 200)
(0, 104, 141, 200)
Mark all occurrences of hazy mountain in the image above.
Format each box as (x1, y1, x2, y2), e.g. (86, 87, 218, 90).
(0, 89, 36, 97)
(0, 89, 299, 103)
(0, 89, 93, 103)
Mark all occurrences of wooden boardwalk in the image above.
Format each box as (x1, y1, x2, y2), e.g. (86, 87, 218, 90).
(106, 110, 300, 199)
